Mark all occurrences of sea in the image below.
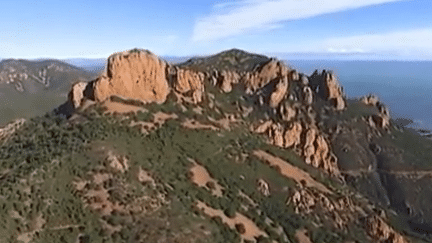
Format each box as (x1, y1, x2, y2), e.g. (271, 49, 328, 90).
(284, 60, 432, 131)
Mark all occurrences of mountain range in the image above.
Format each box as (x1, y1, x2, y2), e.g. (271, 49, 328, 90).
(1, 48, 432, 242)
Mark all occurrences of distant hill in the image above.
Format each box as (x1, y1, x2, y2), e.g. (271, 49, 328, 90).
(177, 48, 271, 73)
(0, 59, 97, 125)
(62, 58, 107, 73)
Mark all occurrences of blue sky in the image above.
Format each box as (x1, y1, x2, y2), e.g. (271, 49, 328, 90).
(1, 0, 431, 60)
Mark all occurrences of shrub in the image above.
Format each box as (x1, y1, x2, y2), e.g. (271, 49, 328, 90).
(235, 223, 246, 234)
(224, 204, 237, 218)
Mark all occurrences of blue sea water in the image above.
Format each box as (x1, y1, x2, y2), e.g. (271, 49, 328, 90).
(284, 60, 432, 131)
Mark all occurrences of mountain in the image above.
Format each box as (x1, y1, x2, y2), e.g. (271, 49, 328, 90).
(62, 58, 107, 73)
(0, 59, 98, 125)
(1, 48, 431, 242)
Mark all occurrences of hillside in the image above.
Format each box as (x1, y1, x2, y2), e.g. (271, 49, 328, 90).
(1, 48, 432, 243)
(0, 59, 98, 125)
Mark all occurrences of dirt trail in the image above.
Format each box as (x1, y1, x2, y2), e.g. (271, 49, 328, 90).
(195, 200, 267, 242)
(252, 150, 332, 194)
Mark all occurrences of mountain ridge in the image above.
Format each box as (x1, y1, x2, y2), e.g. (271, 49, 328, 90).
(1, 48, 432, 242)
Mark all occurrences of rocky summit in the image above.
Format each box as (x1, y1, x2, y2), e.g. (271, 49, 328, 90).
(1, 48, 432, 243)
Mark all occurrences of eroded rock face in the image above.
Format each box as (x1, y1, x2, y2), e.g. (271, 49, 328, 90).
(284, 121, 303, 148)
(243, 59, 289, 93)
(269, 76, 289, 108)
(69, 82, 88, 109)
(361, 94, 380, 106)
(174, 68, 205, 104)
(302, 86, 313, 105)
(219, 70, 241, 93)
(253, 120, 341, 177)
(93, 50, 170, 104)
(309, 70, 346, 111)
(0, 119, 25, 144)
(279, 101, 297, 122)
(287, 186, 357, 229)
(365, 215, 410, 243)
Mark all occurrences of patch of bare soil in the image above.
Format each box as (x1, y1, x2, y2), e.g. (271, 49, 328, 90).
(295, 228, 313, 243)
(102, 99, 148, 114)
(195, 200, 267, 242)
(188, 158, 224, 197)
(252, 150, 332, 194)
(182, 118, 219, 131)
(16, 213, 47, 243)
(130, 111, 178, 135)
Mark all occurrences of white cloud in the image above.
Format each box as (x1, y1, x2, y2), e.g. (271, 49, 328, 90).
(319, 28, 432, 58)
(192, 0, 405, 42)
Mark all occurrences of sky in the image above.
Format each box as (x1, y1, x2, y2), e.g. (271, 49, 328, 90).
(1, 0, 431, 60)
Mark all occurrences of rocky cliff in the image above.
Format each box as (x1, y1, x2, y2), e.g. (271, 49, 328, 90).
(4, 48, 432, 242)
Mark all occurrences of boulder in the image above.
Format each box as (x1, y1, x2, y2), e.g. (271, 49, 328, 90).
(257, 179, 270, 196)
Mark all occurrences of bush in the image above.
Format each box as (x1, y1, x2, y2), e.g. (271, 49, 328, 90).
(235, 223, 246, 234)
(224, 204, 237, 218)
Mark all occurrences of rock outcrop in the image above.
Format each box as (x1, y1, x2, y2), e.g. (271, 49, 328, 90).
(360, 94, 380, 106)
(287, 186, 357, 229)
(269, 76, 289, 108)
(69, 82, 88, 109)
(360, 94, 391, 129)
(365, 215, 410, 243)
(253, 119, 341, 177)
(243, 59, 289, 93)
(218, 70, 241, 93)
(93, 50, 170, 104)
(309, 70, 346, 110)
(0, 119, 25, 144)
(173, 68, 205, 104)
(257, 179, 270, 196)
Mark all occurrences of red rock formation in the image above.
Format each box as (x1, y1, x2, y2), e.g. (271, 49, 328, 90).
(69, 82, 88, 109)
(253, 120, 341, 177)
(174, 68, 205, 104)
(310, 70, 346, 111)
(219, 70, 241, 93)
(93, 50, 170, 104)
(287, 187, 356, 229)
(243, 59, 289, 93)
(284, 121, 303, 148)
(360, 94, 379, 106)
(279, 101, 297, 122)
(269, 76, 289, 108)
(365, 215, 410, 243)
(324, 72, 346, 110)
